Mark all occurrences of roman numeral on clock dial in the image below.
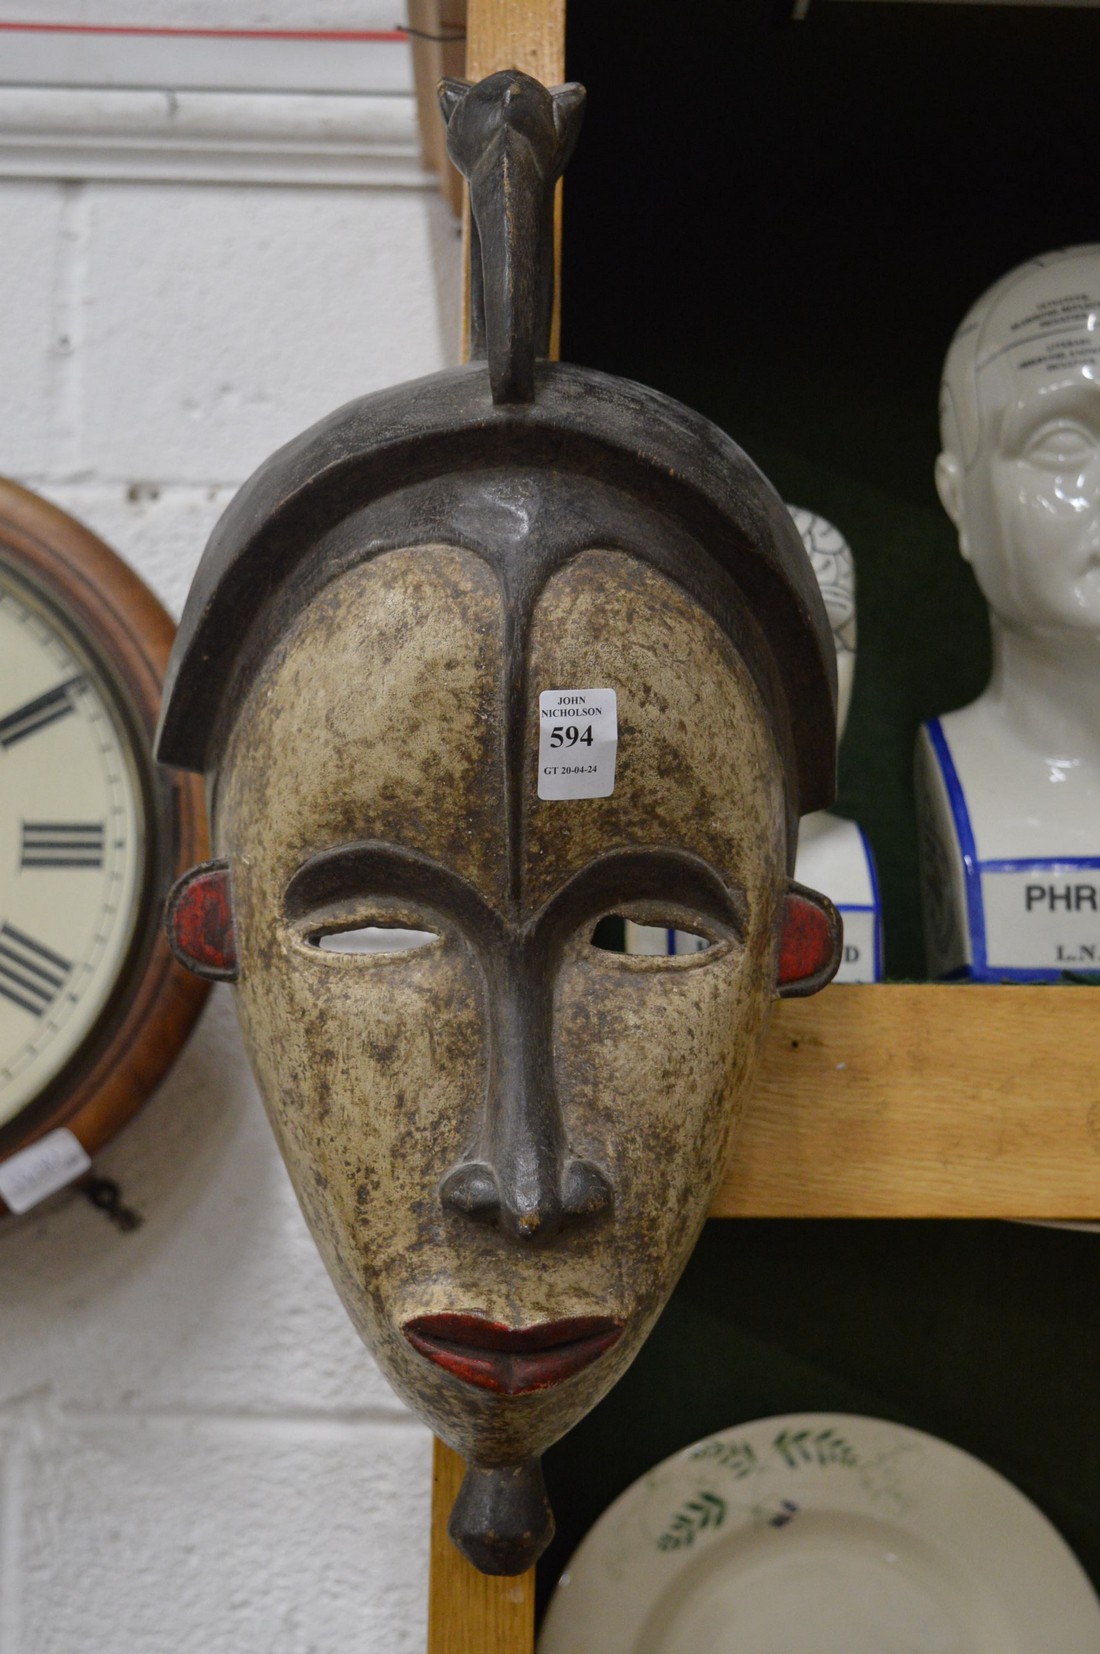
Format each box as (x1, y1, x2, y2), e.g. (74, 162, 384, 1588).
(0, 923, 71, 1017)
(21, 821, 106, 869)
(0, 675, 85, 749)
(0, 541, 166, 1145)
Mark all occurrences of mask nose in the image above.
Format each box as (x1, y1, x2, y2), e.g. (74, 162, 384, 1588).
(441, 1154, 611, 1243)
(441, 935, 613, 1243)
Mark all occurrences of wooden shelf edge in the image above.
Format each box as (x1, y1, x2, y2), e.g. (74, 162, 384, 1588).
(711, 983, 1100, 1220)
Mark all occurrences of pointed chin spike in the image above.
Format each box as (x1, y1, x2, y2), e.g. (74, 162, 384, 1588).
(777, 881, 842, 997)
(448, 1459, 554, 1576)
(164, 859, 238, 982)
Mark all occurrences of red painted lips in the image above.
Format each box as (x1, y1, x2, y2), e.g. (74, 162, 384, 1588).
(402, 1313, 623, 1395)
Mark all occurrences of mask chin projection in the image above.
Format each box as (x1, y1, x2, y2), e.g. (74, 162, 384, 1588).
(155, 71, 840, 1577)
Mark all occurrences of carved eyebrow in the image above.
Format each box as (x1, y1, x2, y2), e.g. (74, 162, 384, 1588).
(284, 841, 501, 941)
(284, 840, 745, 944)
(534, 846, 747, 943)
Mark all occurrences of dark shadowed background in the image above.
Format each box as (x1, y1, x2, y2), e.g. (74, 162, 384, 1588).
(539, 0, 1100, 1618)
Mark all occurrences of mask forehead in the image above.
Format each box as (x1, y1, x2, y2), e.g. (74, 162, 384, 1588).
(523, 549, 785, 913)
(221, 543, 785, 919)
(219, 546, 507, 903)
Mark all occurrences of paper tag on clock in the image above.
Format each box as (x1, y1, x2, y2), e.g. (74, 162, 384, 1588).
(0, 1127, 91, 1214)
(538, 688, 618, 800)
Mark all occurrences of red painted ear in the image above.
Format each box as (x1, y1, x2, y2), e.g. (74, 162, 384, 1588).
(164, 860, 238, 982)
(777, 881, 842, 997)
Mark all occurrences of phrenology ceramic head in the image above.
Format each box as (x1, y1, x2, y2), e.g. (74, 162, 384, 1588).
(155, 72, 839, 1575)
(788, 507, 856, 741)
(937, 246, 1100, 636)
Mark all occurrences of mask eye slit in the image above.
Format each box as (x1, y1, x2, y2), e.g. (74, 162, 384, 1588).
(308, 922, 439, 955)
(624, 920, 712, 957)
(588, 914, 720, 958)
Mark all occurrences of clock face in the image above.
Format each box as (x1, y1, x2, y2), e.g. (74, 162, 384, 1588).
(0, 561, 146, 1132)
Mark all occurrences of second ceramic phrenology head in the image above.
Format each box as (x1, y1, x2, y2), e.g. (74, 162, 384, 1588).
(156, 72, 840, 1575)
(937, 245, 1100, 636)
(789, 506, 856, 740)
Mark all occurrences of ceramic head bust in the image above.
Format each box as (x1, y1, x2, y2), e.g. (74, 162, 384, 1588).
(918, 247, 1100, 978)
(788, 508, 881, 983)
(937, 244, 1100, 640)
(156, 72, 841, 1575)
(788, 506, 856, 739)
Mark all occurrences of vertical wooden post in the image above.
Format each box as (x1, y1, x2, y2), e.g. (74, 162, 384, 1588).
(465, 0, 566, 79)
(459, 0, 568, 360)
(427, 1439, 536, 1653)
(407, 0, 469, 214)
(427, 8, 564, 1649)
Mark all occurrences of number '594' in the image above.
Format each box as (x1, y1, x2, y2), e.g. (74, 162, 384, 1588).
(549, 724, 594, 748)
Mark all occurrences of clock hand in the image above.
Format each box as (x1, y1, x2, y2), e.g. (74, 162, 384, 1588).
(0, 674, 86, 749)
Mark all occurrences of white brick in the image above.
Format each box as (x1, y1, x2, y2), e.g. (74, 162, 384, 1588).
(0, 181, 68, 475)
(0, 994, 405, 1419)
(34, 480, 237, 617)
(0, 1, 402, 24)
(77, 184, 453, 483)
(19, 1412, 430, 1654)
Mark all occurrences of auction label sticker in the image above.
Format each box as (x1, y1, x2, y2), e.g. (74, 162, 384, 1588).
(538, 688, 617, 800)
(0, 1127, 91, 1214)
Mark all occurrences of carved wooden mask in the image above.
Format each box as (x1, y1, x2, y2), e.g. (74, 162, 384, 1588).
(156, 72, 840, 1575)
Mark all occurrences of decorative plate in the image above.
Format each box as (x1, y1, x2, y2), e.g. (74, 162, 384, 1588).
(538, 1412, 1100, 1654)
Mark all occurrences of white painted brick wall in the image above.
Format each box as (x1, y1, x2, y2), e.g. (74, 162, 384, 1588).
(0, 142, 463, 1652)
(0, 182, 67, 477)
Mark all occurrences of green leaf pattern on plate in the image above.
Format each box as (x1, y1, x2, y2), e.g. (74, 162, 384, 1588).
(654, 1427, 915, 1552)
(772, 1426, 859, 1471)
(656, 1490, 728, 1552)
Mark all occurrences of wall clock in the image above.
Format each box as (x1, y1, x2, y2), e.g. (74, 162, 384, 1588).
(0, 478, 209, 1219)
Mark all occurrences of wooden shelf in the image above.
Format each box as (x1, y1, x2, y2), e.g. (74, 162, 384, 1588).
(713, 984, 1100, 1220)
